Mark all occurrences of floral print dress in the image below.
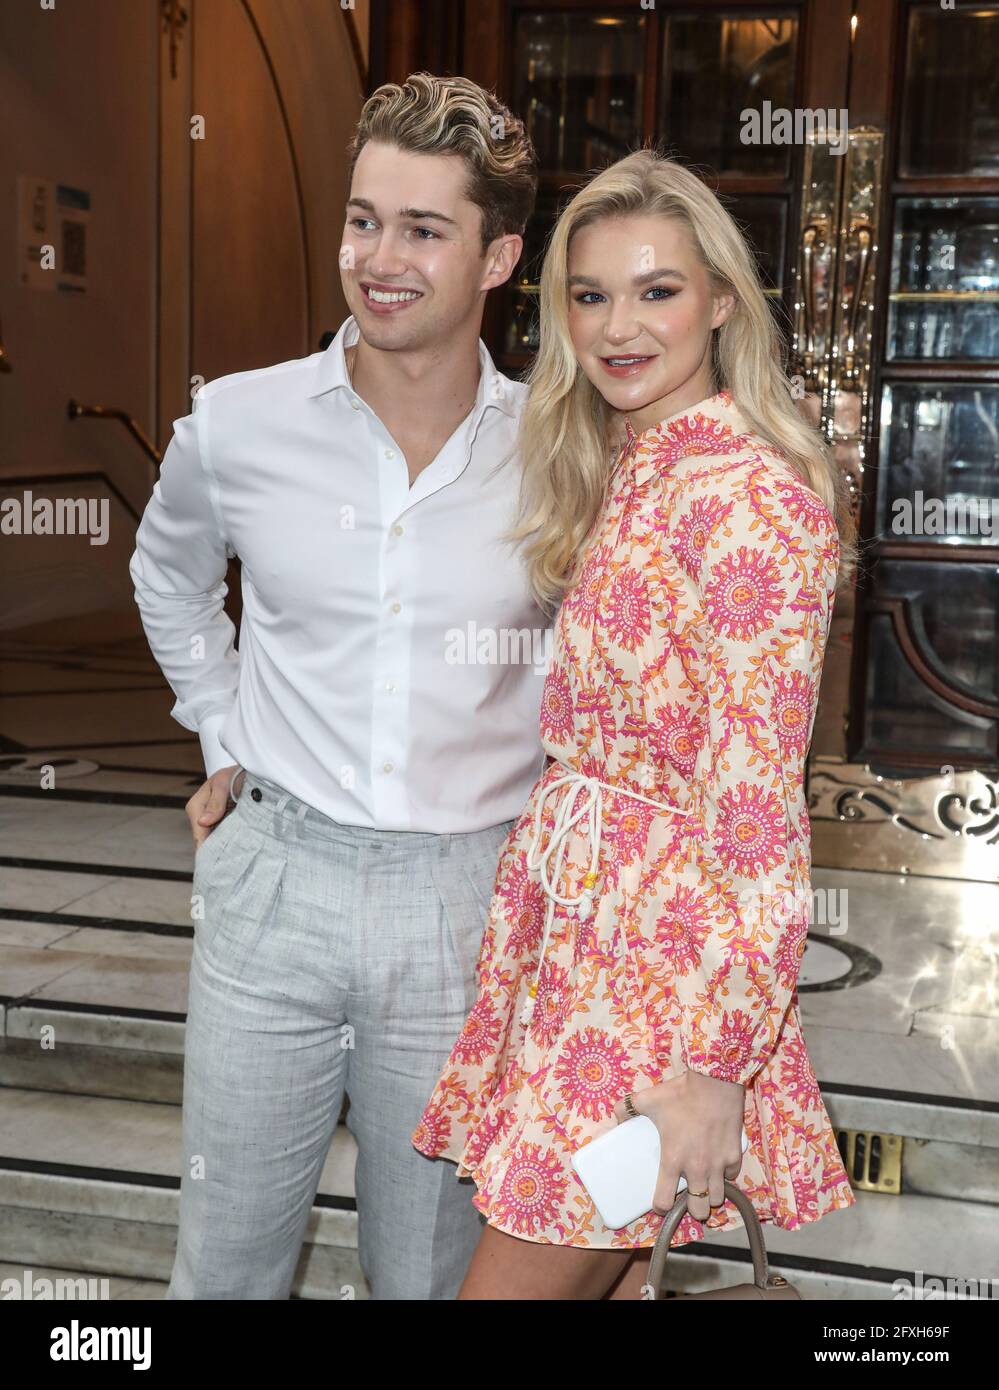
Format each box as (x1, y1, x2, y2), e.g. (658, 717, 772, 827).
(412, 390, 856, 1250)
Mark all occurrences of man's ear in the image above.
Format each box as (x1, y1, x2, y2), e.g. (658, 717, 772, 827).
(480, 233, 524, 293)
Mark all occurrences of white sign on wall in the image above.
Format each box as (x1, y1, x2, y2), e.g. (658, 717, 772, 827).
(18, 176, 90, 293)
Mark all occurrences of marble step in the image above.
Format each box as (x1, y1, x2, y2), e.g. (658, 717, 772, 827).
(3, 923, 999, 1208)
(0, 1087, 368, 1299)
(5, 1033, 999, 1212)
(0, 911, 193, 1107)
(689, 1180, 999, 1301)
(1, 1086, 997, 1301)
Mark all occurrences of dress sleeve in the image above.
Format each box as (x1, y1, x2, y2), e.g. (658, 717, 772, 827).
(648, 458, 840, 1087)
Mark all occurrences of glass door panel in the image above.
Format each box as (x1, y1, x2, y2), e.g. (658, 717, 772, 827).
(877, 383, 999, 544)
(660, 11, 799, 177)
(727, 193, 788, 294)
(888, 198, 999, 361)
(899, 4, 999, 177)
(504, 187, 564, 357)
(513, 10, 647, 176)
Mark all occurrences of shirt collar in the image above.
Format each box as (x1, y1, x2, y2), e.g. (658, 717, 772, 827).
(305, 314, 518, 419)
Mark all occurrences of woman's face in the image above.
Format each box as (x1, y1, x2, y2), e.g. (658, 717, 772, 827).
(566, 213, 735, 435)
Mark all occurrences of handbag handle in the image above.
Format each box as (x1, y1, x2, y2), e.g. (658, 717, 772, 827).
(646, 1179, 773, 1297)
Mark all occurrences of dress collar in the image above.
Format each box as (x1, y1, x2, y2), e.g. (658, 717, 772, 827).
(616, 389, 754, 485)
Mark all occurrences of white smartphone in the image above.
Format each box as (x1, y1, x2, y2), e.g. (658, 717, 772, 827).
(570, 1115, 750, 1230)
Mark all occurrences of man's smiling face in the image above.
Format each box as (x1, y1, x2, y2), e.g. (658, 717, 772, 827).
(341, 141, 498, 352)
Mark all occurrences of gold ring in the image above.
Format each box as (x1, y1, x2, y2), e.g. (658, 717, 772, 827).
(687, 1188, 709, 1199)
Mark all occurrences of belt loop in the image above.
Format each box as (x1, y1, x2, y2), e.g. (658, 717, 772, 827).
(271, 789, 292, 837)
(294, 800, 309, 840)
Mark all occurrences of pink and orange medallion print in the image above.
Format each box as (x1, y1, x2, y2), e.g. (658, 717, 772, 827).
(412, 390, 856, 1250)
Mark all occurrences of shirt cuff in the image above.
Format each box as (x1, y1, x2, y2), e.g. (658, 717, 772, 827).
(198, 713, 235, 777)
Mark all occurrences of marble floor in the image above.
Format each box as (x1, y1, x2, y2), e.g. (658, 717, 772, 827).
(1, 610, 998, 1299)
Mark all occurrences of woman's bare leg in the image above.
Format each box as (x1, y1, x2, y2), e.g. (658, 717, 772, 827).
(458, 1223, 634, 1300)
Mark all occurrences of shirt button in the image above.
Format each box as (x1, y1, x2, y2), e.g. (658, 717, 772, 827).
(390, 601, 401, 613)
(382, 761, 394, 773)
(350, 398, 360, 411)
(392, 524, 404, 536)
(385, 448, 395, 459)
(385, 681, 396, 693)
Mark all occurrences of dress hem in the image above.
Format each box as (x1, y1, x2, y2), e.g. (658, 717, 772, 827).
(471, 1187, 857, 1250)
(414, 1136, 857, 1252)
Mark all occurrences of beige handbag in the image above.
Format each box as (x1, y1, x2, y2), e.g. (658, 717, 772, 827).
(646, 1180, 801, 1300)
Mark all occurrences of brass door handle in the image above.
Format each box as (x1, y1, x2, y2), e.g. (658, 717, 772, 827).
(839, 222, 874, 384)
(798, 221, 825, 389)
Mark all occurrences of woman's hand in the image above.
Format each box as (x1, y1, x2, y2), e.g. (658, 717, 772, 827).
(612, 1071, 745, 1225)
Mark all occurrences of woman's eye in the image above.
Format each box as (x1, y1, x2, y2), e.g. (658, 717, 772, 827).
(571, 287, 676, 305)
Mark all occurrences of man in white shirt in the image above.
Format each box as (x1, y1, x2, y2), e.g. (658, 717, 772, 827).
(129, 74, 548, 1300)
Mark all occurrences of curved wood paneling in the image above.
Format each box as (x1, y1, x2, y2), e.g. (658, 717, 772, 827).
(191, 0, 309, 383)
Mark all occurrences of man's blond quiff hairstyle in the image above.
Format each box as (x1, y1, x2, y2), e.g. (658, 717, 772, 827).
(347, 72, 538, 252)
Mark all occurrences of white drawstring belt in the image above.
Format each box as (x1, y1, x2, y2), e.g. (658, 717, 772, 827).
(520, 767, 691, 1025)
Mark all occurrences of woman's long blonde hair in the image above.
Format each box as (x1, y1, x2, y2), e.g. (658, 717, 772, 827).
(505, 148, 857, 613)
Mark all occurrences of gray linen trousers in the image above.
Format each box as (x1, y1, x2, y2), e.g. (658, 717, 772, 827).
(166, 769, 514, 1299)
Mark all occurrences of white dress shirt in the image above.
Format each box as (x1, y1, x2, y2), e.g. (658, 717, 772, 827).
(129, 315, 552, 832)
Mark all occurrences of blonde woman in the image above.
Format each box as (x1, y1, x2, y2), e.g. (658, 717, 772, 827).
(413, 147, 857, 1299)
